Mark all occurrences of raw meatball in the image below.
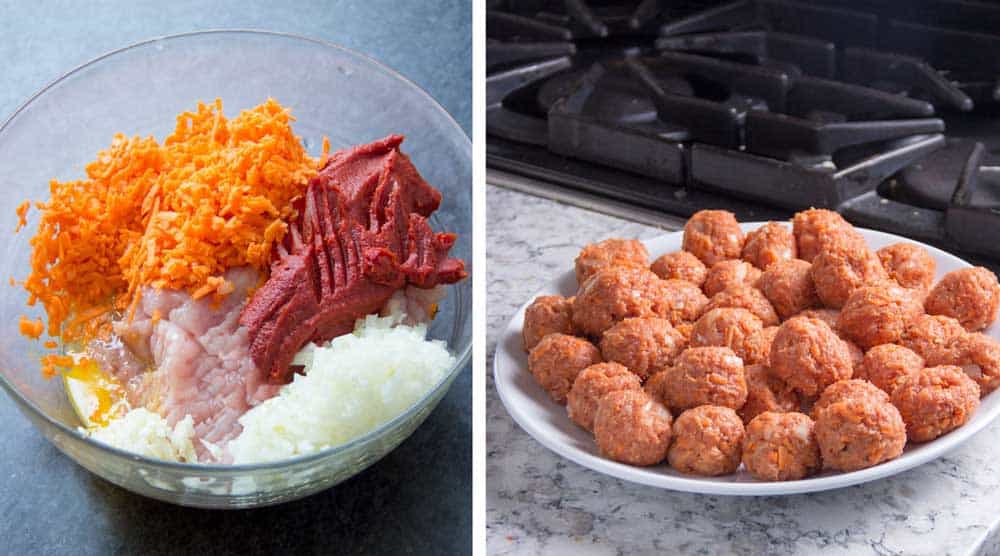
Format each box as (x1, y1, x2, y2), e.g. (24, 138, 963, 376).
(812, 379, 891, 420)
(690, 307, 763, 362)
(899, 314, 967, 365)
(705, 284, 779, 326)
(758, 259, 819, 320)
(739, 364, 799, 424)
(682, 210, 744, 266)
(891, 365, 980, 442)
(743, 326, 779, 366)
(877, 243, 935, 292)
(798, 309, 861, 367)
(951, 333, 1000, 396)
(668, 405, 745, 476)
(651, 251, 708, 287)
(660, 346, 748, 411)
(528, 333, 603, 404)
(770, 317, 853, 398)
(838, 284, 923, 349)
(522, 295, 576, 352)
(796, 308, 840, 329)
(845, 339, 865, 375)
(742, 221, 797, 270)
(925, 267, 1000, 332)
(703, 260, 762, 297)
(658, 279, 710, 326)
(567, 362, 642, 432)
(811, 247, 888, 309)
(742, 412, 821, 481)
(792, 208, 866, 262)
(600, 317, 685, 380)
(674, 321, 694, 343)
(858, 344, 924, 394)
(643, 368, 670, 405)
(813, 381, 906, 471)
(593, 390, 673, 466)
(575, 238, 649, 284)
(572, 267, 672, 337)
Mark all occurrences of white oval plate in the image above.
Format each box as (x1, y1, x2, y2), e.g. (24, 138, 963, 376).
(494, 222, 1000, 496)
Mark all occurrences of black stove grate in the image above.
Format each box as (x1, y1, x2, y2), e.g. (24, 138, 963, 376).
(487, 0, 1000, 263)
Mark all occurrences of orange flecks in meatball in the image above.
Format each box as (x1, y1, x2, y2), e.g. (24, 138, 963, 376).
(925, 267, 1000, 332)
(683, 210, 744, 266)
(567, 362, 642, 432)
(791, 208, 865, 263)
(704, 260, 762, 297)
(877, 243, 935, 292)
(742, 411, 820, 481)
(651, 251, 708, 287)
(660, 346, 747, 411)
(758, 259, 818, 320)
(770, 317, 853, 398)
(593, 390, 673, 466)
(891, 365, 979, 442)
(742, 221, 797, 271)
(838, 284, 923, 349)
(575, 238, 650, 284)
(668, 405, 745, 476)
(811, 247, 888, 309)
(528, 333, 602, 404)
(522, 295, 576, 352)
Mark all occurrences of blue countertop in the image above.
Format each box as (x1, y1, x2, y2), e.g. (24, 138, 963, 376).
(0, 2, 471, 554)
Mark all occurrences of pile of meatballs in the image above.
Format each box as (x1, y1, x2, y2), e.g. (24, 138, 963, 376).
(522, 209, 1000, 481)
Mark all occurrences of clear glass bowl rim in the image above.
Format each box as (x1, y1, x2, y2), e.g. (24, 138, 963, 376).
(0, 28, 473, 473)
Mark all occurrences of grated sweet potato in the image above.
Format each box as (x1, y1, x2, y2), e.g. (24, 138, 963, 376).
(19, 99, 319, 342)
(14, 201, 29, 232)
(18, 315, 43, 339)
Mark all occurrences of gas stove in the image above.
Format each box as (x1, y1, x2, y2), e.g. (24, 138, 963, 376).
(486, 0, 1000, 264)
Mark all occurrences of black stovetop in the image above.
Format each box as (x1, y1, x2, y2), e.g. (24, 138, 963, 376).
(487, 0, 1000, 263)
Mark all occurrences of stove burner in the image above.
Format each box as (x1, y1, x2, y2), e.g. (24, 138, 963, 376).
(486, 9, 575, 71)
(486, 39, 577, 72)
(488, 56, 571, 146)
(892, 140, 1000, 211)
(840, 49, 973, 112)
(656, 31, 836, 78)
(488, 0, 1000, 262)
(535, 63, 682, 122)
(548, 63, 689, 183)
(504, 0, 665, 39)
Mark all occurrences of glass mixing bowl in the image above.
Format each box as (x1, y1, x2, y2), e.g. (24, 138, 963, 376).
(0, 30, 471, 508)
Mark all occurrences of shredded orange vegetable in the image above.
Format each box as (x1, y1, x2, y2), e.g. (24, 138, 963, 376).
(14, 201, 29, 232)
(19, 98, 318, 342)
(18, 316, 44, 339)
(40, 354, 75, 379)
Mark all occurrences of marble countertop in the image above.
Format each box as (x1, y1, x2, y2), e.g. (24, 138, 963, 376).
(0, 3, 469, 555)
(486, 184, 1000, 556)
